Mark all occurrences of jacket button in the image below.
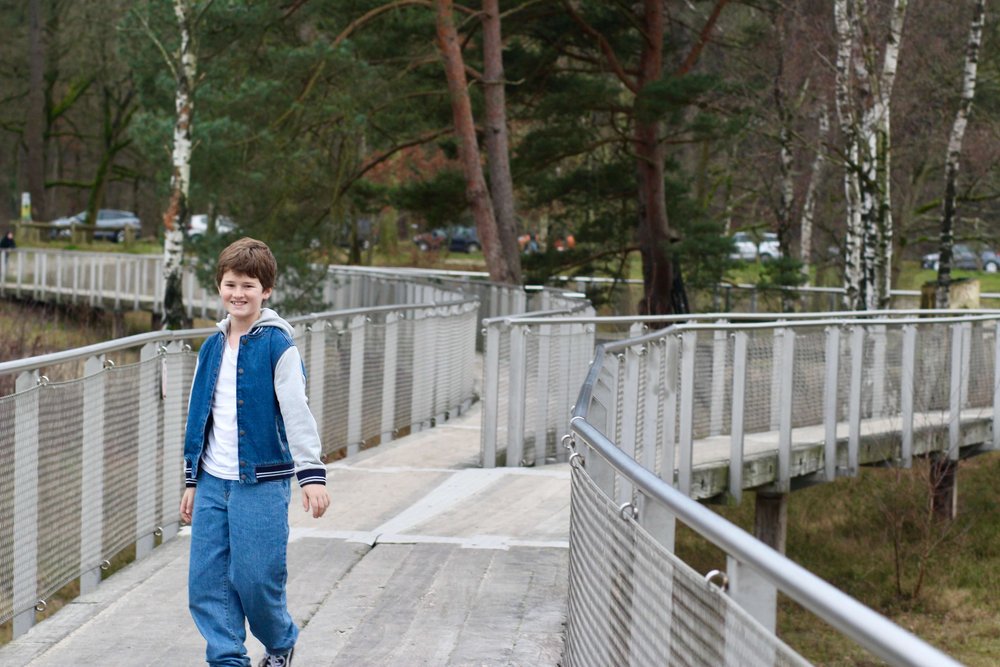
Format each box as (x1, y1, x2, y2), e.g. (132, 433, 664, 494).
(241, 339, 247, 345)
(238, 399, 244, 406)
(239, 430, 245, 436)
(238, 368, 244, 374)
(239, 460, 247, 466)
(240, 474, 247, 481)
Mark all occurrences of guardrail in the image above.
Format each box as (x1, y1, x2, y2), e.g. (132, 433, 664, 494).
(484, 308, 1000, 473)
(564, 418, 964, 666)
(0, 285, 478, 639)
(560, 309, 999, 664)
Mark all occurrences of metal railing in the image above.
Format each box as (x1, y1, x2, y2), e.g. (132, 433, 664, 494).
(0, 275, 478, 638)
(561, 309, 1000, 665)
(483, 308, 1000, 474)
(564, 419, 963, 666)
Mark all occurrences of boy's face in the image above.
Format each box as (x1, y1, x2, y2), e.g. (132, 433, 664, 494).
(218, 270, 272, 324)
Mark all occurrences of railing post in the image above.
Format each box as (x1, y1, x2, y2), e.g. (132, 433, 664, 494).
(533, 322, 553, 466)
(901, 325, 917, 467)
(409, 308, 431, 433)
(727, 556, 778, 635)
(380, 312, 399, 445)
(161, 342, 186, 543)
(617, 342, 641, 504)
(777, 328, 796, 492)
(729, 331, 748, 502)
(848, 326, 865, 476)
(481, 322, 501, 468)
(638, 339, 676, 551)
(769, 328, 783, 431)
(13, 370, 40, 638)
(994, 320, 1000, 451)
(709, 328, 727, 436)
(823, 326, 841, 480)
(16, 248, 24, 298)
(507, 324, 527, 466)
(308, 319, 327, 445)
(871, 325, 887, 417)
(431, 308, 448, 425)
(135, 343, 159, 560)
(948, 323, 964, 460)
(960, 322, 972, 411)
(663, 335, 680, 487)
(347, 314, 366, 457)
(677, 331, 697, 495)
(80, 356, 105, 594)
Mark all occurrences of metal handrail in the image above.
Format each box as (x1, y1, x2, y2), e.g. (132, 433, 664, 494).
(0, 299, 476, 377)
(492, 307, 1000, 327)
(567, 413, 963, 667)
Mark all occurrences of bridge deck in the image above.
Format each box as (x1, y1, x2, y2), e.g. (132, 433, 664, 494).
(0, 403, 571, 666)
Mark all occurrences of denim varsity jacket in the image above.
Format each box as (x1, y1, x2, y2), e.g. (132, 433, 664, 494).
(183, 308, 327, 488)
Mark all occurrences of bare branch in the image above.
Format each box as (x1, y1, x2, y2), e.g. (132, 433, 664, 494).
(675, 0, 731, 77)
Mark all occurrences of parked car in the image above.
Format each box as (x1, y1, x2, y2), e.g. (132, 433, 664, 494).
(50, 209, 141, 243)
(448, 226, 480, 253)
(921, 244, 1000, 272)
(187, 214, 236, 239)
(729, 231, 781, 261)
(413, 228, 448, 251)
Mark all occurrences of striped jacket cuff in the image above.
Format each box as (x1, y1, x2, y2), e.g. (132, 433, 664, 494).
(296, 467, 327, 487)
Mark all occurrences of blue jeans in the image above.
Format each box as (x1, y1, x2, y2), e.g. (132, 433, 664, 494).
(189, 471, 298, 666)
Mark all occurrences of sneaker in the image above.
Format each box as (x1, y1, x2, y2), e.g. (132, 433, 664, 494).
(258, 647, 294, 667)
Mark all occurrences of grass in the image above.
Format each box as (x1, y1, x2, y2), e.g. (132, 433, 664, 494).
(677, 453, 1000, 665)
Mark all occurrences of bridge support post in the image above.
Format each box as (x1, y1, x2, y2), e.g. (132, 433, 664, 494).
(728, 492, 787, 634)
(930, 454, 958, 521)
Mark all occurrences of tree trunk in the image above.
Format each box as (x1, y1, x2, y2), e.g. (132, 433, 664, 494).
(481, 0, 521, 283)
(936, 0, 986, 309)
(800, 102, 829, 279)
(834, 0, 909, 310)
(162, 0, 196, 329)
(635, 0, 679, 316)
(434, 0, 514, 284)
(25, 0, 46, 221)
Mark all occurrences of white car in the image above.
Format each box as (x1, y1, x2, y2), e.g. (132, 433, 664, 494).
(187, 214, 236, 239)
(729, 231, 781, 261)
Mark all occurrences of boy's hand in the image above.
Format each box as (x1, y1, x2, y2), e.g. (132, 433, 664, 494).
(302, 485, 330, 518)
(180, 488, 196, 524)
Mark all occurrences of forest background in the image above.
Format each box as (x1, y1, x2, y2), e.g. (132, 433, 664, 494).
(3, 0, 999, 316)
(2, 2, 1000, 663)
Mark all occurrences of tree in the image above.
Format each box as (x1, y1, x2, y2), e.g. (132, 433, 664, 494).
(554, 1, 730, 315)
(434, 0, 517, 283)
(935, 0, 987, 308)
(834, 0, 910, 311)
(481, 0, 521, 282)
(25, 0, 46, 221)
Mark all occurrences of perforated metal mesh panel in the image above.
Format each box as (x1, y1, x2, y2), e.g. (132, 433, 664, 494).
(565, 467, 811, 667)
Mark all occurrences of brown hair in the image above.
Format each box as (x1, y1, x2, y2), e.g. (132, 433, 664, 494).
(215, 237, 277, 290)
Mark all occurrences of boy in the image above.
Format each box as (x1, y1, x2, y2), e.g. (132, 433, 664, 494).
(180, 237, 330, 667)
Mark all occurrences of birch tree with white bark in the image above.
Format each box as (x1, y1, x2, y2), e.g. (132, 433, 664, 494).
(158, 0, 198, 328)
(936, 0, 987, 308)
(833, 0, 909, 310)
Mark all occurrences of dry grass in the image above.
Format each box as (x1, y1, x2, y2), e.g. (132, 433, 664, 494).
(677, 453, 1000, 665)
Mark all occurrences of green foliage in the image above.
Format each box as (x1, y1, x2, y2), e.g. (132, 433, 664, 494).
(390, 170, 468, 230)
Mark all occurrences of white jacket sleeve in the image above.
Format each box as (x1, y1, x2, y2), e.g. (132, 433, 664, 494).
(274, 345, 326, 486)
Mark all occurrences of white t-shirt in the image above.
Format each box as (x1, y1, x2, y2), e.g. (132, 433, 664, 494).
(201, 342, 240, 480)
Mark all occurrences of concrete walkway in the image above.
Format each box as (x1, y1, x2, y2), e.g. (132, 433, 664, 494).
(0, 402, 571, 666)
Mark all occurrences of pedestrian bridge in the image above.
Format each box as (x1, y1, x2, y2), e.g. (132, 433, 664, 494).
(0, 249, 995, 666)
